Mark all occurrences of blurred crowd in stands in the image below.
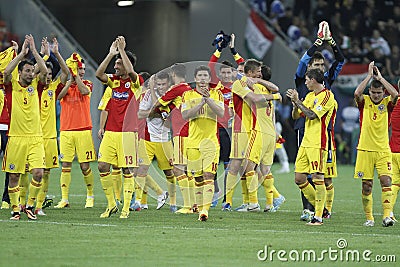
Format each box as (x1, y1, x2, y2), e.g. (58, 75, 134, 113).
(254, 0, 400, 82)
(0, 20, 18, 53)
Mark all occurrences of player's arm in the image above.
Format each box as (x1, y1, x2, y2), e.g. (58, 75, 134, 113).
(354, 62, 375, 102)
(57, 79, 72, 100)
(254, 78, 279, 92)
(244, 91, 281, 107)
(51, 38, 69, 85)
(374, 65, 398, 103)
(116, 36, 138, 82)
(28, 35, 47, 84)
(181, 97, 206, 121)
(229, 34, 245, 65)
(326, 37, 345, 87)
(3, 39, 28, 84)
(74, 74, 90, 95)
(96, 39, 118, 83)
(286, 89, 317, 120)
(98, 110, 108, 140)
(204, 93, 224, 118)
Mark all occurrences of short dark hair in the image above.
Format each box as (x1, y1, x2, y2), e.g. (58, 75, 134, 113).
(116, 51, 137, 67)
(194, 65, 211, 77)
(370, 79, 384, 90)
(18, 60, 35, 72)
(156, 70, 171, 83)
(308, 52, 324, 66)
(244, 59, 262, 74)
(171, 63, 186, 79)
(305, 68, 324, 84)
(261, 65, 271, 81)
(220, 60, 234, 71)
(139, 71, 150, 82)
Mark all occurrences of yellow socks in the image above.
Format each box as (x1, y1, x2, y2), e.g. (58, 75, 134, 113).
(195, 180, 204, 210)
(392, 183, 400, 210)
(313, 179, 326, 218)
(382, 187, 393, 218)
(240, 176, 249, 204)
(188, 176, 196, 207)
(8, 185, 20, 212)
(298, 181, 315, 207)
(225, 172, 237, 205)
(111, 169, 122, 202)
(100, 172, 114, 208)
(134, 175, 146, 203)
(145, 175, 163, 195)
(83, 168, 94, 197)
(166, 175, 176, 206)
(246, 171, 258, 204)
(122, 174, 134, 212)
(176, 174, 190, 209)
(362, 191, 374, 221)
(203, 179, 214, 210)
(19, 173, 29, 206)
(272, 185, 280, 199)
(60, 167, 72, 201)
(27, 178, 42, 207)
(36, 171, 50, 209)
(325, 183, 334, 213)
(141, 187, 148, 204)
(262, 174, 274, 207)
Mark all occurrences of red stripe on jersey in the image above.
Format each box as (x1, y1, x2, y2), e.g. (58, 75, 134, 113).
(320, 112, 328, 150)
(233, 93, 244, 133)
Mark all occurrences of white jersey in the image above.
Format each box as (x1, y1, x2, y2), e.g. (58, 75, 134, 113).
(139, 90, 171, 142)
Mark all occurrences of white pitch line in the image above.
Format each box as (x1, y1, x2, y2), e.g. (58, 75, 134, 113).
(0, 219, 117, 227)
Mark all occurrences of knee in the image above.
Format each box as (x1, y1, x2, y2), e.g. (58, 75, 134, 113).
(362, 180, 373, 195)
(98, 162, 110, 173)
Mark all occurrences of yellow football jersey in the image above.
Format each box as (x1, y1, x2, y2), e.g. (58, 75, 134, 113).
(253, 83, 275, 136)
(357, 95, 393, 152)
(6, 77, 42, 136)
(40, 77, 63, 138)
(299, 89, 335, 150)
(181, 87, 224, 148)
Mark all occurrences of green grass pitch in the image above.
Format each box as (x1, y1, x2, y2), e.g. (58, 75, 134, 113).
(0, 162, 398, 267)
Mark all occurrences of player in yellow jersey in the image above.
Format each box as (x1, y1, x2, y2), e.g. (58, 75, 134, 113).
(353, 61, 398, 227)
(2, 35, 47, 221)
(181, 65, 225, 221)
(286, 68, 335, 226)
(224, 59, 280, 212)
(34, 37, 69, 216)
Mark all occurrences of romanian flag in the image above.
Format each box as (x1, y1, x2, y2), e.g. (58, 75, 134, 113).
(244, 9, 275, 60)
(66, 52, 83, 77)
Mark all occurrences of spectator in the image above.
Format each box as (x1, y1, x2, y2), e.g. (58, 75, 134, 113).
(0, 20, 19, 52)
(386, 45, 400, 81)
(370, 29, 391, 56)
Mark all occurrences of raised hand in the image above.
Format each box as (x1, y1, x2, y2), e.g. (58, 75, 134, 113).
(11, 40, 18, 52)
(51, 37, 59, 54)
(41, 37, 50, 56)
(109, 40, 119, 56)
(229, 33, 235, 48)
(116, 36, 126, 51)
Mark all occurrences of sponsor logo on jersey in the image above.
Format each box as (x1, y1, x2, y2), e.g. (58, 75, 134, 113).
(112, 90, 129, 100)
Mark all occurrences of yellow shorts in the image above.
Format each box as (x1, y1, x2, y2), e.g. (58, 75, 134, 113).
(98, 131, 138, 168)
(60, 130, 96, 163)
(247, 131, 275, 166)
(230, 132, 250, 159)
(2, 136, 45, 173)
(354, 150, 392, 179)
(173, 136, 187, 165)
(186, 144, 220, 177)
(295, 146, 327, 174)
(138, 139, 173, 170)
(44, 138, 59, 169)
(392, 153, 400, 184)
(325, 149, 337, 178)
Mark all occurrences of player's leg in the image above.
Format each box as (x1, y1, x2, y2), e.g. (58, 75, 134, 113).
(377, 151, 394, 227)
(56, 131, 74, 208)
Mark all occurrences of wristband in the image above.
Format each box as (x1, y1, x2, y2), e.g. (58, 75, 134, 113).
(272, 94, 281, 100)
(43, 55, 49, 61)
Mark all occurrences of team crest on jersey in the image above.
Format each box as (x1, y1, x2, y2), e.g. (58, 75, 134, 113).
(125, 82, 130, 89)
(357, 171, 364, 178)
(138, 158, 143, 164)
(27, 86, 34, 95)
(223, 92, 231, 100)
(112, 90, 129, 100)
(316, 105, 322, 111)
(9, 163, 15, 170)
(313, 98, 318, 105)
(378, 104, 385, 113)
(48, 90, 54, 98)
(98, 152, 102, 159)
(59, 153, 64, 159)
